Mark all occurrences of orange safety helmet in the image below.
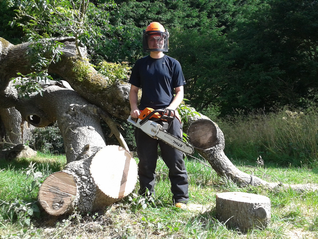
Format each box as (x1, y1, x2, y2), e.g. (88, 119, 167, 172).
(143, 22, 169, 52)
(146, 22, 166, 32)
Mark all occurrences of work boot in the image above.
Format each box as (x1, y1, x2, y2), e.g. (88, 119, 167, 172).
(175, 202, 187, 209)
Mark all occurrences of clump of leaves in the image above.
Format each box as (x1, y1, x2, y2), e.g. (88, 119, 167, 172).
(178, 101, 201, 125)
(97, 61, 131, 84)
(13, 72, 52, 98)
(29, 124, 64, 154)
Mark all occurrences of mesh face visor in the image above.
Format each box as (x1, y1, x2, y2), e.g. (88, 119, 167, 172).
(143, 31, 169, 52)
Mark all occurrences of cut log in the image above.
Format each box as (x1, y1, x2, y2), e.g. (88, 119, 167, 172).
(38, 145, 138, 215)
(216, 192, 271, 233)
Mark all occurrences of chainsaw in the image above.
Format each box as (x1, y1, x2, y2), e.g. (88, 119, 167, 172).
(127, 107, 194, 155)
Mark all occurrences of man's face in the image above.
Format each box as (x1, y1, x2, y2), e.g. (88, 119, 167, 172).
(148, 34, 164, 50)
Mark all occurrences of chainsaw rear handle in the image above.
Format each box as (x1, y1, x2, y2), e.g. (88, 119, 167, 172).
(127, 107, 175, 127)
(140, 108, 175, 125)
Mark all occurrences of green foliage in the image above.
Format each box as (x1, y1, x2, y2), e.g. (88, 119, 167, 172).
(0, 0, 24, 44)
(169, 27, 231, 110)
(217, 0, 318, 114)
(97, 61, 131, 83)
(177, 101, 201, 125)
(29, 125, 65, 154)
(0, 162, 43, 226)
(2, 0, 318, 116)
(13, 0, 97, 41)
(13, 72, 53, 98)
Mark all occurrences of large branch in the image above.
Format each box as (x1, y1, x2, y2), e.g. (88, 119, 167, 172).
(16, 85, 107, 163)
(186, 113, 318, 192)
(0, 37, 130, 120)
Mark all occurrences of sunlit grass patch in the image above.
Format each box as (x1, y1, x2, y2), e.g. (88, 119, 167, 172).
(1, 149, 318, 238)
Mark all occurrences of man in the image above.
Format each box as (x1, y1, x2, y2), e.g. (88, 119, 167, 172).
(129, 22, 189, 208)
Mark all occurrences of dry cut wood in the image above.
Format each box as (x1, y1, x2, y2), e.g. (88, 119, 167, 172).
(90, 145, 138, 206)
(216, 192, 271, 233)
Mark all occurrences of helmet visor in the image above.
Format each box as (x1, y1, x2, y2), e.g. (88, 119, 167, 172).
(143, 31, 169, 52)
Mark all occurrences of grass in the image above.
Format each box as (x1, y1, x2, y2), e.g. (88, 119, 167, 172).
(212, 108, 318, 168)
(1, 107, 318, 238)
(0, 153, 318, 238)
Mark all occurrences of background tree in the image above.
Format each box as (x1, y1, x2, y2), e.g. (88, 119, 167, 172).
(213, 0, 318, 115)
(2, 0, 318, 142)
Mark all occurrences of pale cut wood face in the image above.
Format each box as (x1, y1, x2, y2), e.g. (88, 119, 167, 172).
(90, 145, 138, 200)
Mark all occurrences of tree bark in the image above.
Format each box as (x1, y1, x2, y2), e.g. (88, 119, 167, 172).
(0, 81, 33, 146)
(38, 146, 138, 215)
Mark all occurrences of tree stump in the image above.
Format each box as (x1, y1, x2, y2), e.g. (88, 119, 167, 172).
(38, 145, 138, 216)
(216, 192, 271, 233)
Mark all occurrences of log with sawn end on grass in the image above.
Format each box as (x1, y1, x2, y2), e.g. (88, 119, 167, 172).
(38, 145, 138, 216)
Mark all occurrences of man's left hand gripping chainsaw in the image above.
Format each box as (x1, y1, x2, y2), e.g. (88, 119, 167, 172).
(127, 108, 194, 155)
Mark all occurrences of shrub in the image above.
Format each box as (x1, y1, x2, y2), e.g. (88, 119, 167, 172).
(29, 124, 64, 154)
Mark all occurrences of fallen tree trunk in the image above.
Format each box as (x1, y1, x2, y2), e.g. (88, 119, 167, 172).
(0, 37, 130, 121)
(38, 145, 138, 215)
(0, 37, 130, 163)
(186, 115, 318, 192)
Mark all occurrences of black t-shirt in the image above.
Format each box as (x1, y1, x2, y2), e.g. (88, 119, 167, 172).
(129, 55, 186, 110)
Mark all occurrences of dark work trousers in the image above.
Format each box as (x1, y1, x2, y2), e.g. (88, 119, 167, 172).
(135, 117, 189, 204)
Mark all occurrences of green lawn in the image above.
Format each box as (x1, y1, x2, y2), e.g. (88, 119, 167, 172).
(0, 153, 318, 238)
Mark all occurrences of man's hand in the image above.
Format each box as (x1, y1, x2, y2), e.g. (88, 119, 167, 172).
(163, 108, 175, 117)
(130, 108, 140, 119)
